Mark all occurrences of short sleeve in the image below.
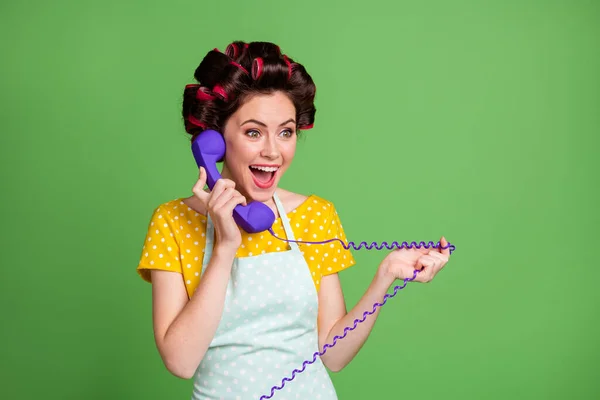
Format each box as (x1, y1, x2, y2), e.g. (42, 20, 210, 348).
(320, 204, 356, 276)
(137, 206, 183, 282)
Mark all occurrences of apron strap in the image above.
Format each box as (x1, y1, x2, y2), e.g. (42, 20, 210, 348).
(273, 192, 299, 251)
(201, 213, 215, 272)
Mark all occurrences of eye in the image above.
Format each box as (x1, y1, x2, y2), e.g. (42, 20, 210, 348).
(245, 129, 261, 138)
(279, 129, 294, 138)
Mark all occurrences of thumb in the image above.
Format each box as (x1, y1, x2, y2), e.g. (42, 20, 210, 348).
(440, 236, 450, 257)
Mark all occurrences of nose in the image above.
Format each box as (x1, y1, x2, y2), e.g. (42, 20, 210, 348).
(260, 136, 280, 159)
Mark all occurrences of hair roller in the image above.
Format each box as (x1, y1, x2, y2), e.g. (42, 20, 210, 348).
(283, 55, 293, 80)
(185, 84, 216, 101)
(252, 57, 264, 80)
(196, 86, 216, 101)
(298, 123, 314, 130)
(212, 84, 229, 101)
(187, 114, 207, 129)
(226, 43, 238, 59)
(230, 61, 249, 74)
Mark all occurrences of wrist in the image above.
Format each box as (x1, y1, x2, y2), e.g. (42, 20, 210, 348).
(375, 261, 396, 289)
(212, 244, 238, 262)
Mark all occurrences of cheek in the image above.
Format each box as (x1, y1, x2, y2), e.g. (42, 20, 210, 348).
(281, 142, 297, 163)
(225, 142, 253, 166)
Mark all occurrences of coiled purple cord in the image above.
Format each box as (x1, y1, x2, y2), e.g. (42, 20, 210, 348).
(268, 228, 456, 253)
(257, 229, 456, 399)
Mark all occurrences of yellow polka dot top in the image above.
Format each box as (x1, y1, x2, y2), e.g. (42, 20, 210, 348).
(137, 194, 356, 298)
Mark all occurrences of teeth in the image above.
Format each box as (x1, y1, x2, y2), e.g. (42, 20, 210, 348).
(250, 166, 279, 172)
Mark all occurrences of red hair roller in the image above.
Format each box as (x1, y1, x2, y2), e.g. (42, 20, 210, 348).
(230, 61, 249, 74)
(212, 84, 228, 101)
(298, 123, 314, 130)
(252, 57, 263, 80)
(186, 84, 216, 101)
(196, 86, 216, 101)
(188, 115, 206, 129)
(283, 55, 293, 80)
(226, 43, 238, 58)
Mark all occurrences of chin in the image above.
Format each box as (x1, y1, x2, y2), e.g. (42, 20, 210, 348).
(249, 191, 276, 203)
(244, 183, 279, 203)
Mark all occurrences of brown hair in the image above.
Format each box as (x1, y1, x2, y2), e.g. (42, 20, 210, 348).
(182, 41, 317, 141)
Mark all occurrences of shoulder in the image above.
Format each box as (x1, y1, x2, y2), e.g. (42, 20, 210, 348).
(276, 190, 342, 232)
(147, 198, 185, 218)
(146, 197, 206, 229)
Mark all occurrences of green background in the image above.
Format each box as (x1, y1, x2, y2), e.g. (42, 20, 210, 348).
(1, 0, 598, 399)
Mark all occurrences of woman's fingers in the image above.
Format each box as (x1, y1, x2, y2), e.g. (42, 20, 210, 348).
(221, 192, 248, 215)
(192, 167, 209, 203)
(415, 255, 437, 282)
(207, 179, 236, 209)
(211, 187, 238, 212)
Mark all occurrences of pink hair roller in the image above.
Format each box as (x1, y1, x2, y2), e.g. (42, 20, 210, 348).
(188, 115, 206, 129)
(252, 57, 264, 80)
(230, 61, 249, 74)
(299, 123, 314, 130)
(196, 86, 216, 101)
(283, 55, 293, 80)
(226, 43, 238, 58)
(212, 84, 229, 101)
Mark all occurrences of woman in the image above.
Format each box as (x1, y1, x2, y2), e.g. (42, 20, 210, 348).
(137, 41, 450, 400)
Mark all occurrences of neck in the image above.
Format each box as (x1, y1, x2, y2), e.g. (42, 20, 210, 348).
(220, 162, 234, 181)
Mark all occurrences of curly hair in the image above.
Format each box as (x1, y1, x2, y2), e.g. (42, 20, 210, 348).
(181, 41, 317, 141)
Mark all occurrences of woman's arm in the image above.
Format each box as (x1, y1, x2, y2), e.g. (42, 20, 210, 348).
(317, 268, 395, 372)
(317, 239, 450, 372)
(151, 246, 236, 379)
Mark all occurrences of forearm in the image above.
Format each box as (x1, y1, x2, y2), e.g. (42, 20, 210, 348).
(321, 269, 395, 372)
(159, 246, 235, 378)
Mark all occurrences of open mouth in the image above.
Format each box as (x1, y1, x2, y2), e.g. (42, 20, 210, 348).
(249, 165, 279, 189)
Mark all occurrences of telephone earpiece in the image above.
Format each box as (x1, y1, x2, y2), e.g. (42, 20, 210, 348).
(191, 129, 276, 233)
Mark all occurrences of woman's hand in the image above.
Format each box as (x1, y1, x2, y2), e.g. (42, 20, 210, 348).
(379, 236, 451, 283)
(192, 167, 247, 252)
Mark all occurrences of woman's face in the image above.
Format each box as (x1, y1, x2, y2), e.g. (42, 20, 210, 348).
(221, 91, 297, 203)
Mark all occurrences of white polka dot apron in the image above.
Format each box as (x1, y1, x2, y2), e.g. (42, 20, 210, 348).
(191, 193, 338, 400)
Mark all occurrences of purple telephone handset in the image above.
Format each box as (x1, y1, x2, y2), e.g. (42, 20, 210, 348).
(191, 129, 276, 233)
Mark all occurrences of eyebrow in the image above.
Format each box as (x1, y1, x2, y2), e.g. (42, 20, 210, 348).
(240, 118, 296, 127)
